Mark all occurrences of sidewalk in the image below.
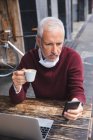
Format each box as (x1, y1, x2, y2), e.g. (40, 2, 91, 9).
(71, 14, 93, 140)
(71, 14, 93, 103)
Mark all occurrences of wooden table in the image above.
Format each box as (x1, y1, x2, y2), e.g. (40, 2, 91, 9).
(0, 95, 92, 140)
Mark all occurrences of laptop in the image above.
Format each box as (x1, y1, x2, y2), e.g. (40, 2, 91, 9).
(0, 113, 54, 140)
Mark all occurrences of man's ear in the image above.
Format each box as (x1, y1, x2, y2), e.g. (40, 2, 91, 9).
(36, 36, 41, 47)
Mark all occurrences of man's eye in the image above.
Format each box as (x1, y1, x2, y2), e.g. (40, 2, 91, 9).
(45, 43, 52, 46)
(56, 43, 62, 47)
(57, 43, 62, 46)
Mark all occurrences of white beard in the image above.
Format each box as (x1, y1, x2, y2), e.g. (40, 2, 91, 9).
(38, 48, 59, 68)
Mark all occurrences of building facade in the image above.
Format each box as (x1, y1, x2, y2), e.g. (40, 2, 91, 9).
(19, 0, 93, 51)
(0, 0, 93, 54)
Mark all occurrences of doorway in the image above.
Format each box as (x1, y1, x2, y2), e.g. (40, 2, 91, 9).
(19, 0, 37, 52)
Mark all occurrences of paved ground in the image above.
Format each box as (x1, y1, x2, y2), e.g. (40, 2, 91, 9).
(71, 14, 93, 139)
(0, 14, 93, 139)
(71, 14, 93, 103)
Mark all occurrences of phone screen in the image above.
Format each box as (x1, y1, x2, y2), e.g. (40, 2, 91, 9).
(62, 101, 80, 116)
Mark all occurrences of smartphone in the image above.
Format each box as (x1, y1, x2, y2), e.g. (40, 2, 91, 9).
(62, 101, 80, 116)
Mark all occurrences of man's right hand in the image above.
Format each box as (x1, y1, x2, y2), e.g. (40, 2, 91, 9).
(12, 69, 26, 92)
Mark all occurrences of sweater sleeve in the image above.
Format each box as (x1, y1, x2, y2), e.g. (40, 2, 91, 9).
(9, 54, 30, 104)
(67, 51, 86, 104)
(9, 83, 30, 104)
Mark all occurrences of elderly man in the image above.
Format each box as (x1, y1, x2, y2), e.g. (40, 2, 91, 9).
(9, 17, 86, 120)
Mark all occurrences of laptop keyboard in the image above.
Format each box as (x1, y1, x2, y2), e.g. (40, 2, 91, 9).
(40, 126, 50, 139)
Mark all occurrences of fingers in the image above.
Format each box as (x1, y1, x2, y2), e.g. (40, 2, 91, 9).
(12, 69, 26, 87)
(64, 104, 83, 120)
(67, 104, 83, 114)
(64, 111, 82, 120)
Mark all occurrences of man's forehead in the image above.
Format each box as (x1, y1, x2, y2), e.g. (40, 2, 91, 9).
(42, 29, 64, 39)
(42, 37, 64, 43)
(44, 24, 63, 32)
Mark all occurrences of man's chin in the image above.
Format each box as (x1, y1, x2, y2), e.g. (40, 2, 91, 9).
(48, 58, 58, 62)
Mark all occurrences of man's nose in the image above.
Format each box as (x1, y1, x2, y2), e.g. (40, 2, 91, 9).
(51, 44, 58, 54)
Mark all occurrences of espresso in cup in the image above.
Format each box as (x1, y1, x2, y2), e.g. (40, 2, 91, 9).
(24, 69, 37, 82)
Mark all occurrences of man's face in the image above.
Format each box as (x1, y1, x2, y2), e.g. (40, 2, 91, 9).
(37, 28, 64, 61)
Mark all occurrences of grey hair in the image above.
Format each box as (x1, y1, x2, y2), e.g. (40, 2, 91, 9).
(37, 17, 65, 38)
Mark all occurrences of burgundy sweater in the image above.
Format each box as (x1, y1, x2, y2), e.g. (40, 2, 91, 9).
(9, 47, 86, 104)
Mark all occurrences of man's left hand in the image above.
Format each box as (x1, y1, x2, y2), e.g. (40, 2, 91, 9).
(63, 102, 83, 120)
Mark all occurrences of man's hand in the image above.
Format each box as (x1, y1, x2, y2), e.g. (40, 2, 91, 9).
(63, 102, 83, 120)
(12, 69, 26, 92)
(63, 98, 83, 120)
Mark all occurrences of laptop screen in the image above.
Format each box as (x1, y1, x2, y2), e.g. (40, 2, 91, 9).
(0, 113, 53, 140)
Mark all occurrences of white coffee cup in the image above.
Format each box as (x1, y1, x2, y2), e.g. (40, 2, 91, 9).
(24, 69, 37, 82)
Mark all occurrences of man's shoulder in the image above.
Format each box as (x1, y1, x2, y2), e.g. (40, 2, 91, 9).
(61, 46, 82, 63)
(28, 48, 38, 54)
(59, 46, 83, 70)
(63, 46, 77, 53)
(62, 46, 80, 57)
(23, 48, 38, 58)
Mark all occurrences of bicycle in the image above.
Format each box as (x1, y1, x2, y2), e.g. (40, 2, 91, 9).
(0, 30, 24, 77)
